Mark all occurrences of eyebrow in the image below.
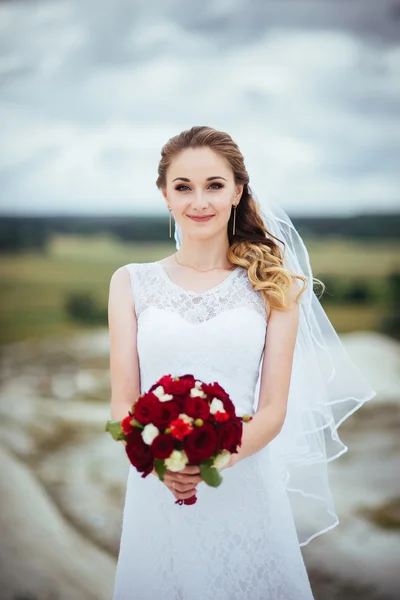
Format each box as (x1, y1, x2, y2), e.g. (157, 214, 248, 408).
(172, 176, 227, 182)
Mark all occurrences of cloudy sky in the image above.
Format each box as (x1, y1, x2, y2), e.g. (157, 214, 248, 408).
(0, 0, 399, 217)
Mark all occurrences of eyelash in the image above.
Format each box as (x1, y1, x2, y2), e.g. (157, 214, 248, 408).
(174, 183, 224, 192)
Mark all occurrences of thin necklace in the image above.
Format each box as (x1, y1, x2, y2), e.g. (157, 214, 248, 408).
(174, 253, 235, 273)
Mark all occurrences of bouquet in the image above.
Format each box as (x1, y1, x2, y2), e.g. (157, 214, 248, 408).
(105, 373, 252, 505)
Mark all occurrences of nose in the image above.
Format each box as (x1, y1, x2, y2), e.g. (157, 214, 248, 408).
(191, 191, 210, 211)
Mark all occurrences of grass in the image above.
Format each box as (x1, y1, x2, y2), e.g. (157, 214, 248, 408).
(0, 234, 398, 345)
(318, 305, 384, 333)
(305, 237, 399, 278)
(0, 236, 174, 345)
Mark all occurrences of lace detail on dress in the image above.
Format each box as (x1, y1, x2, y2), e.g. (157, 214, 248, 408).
(124, 261, 267, 325)
(122, 261, 267, 418)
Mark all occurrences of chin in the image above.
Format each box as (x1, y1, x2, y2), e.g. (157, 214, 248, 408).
(186, 228, 217, 241)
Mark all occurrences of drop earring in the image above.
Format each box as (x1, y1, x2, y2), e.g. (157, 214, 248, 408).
(168, 206, 172, 238)
(232, 204, 237, 235)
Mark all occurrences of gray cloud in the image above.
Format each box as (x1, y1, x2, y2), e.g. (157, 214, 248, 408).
(0, 0, 399, 216)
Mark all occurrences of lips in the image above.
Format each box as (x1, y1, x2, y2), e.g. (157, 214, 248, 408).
(187, 215, 215, 222)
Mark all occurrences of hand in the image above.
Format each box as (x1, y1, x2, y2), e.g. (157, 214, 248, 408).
(217, 453, 238, 472)
(162, 465, 203, 502)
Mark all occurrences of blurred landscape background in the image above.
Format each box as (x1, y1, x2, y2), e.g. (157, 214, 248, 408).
(0, 0, 399, 599)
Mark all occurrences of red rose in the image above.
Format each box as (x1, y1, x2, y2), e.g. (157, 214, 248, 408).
(151, 433, 175, 459)
(217, 419, 243, 453)
(174, 374, 197, 393)
(172, 379, 194, 395)
(152, 374, 195, 395)
(153, 374, 174, 393)
(126, 428, 154, 477)
(121, 415, 134, 435)
(220, 397, 236, 418)
(214, 411, 229, 423)
(152, 400, 181, 429)
(178, 374, 197, 384)
(202, 382, 229, 401)
(183, 396, 210, 420)
(183, 422, 218, 463)
(165, 377, 195, 396)
(231, 418, 243, 447)
(202, 382, 236, 417)
(170, 417, 193, 440)
(133, 393, 160, 425)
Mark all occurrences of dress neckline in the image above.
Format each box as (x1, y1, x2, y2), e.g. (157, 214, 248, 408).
(154, 261, 241, 296)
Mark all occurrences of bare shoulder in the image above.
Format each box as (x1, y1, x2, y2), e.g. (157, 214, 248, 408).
(108, 265, 134, 309)
(110, 265, 131, 288)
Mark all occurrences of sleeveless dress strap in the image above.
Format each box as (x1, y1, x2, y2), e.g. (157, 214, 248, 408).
(124, 263, 141, 317)
(123, 262, 160, 319)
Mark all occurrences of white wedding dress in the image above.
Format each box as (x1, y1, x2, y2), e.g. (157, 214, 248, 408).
(112, 261, 314, 600)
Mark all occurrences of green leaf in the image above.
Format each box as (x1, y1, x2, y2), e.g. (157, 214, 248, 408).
(154, 459, 167, 482)
(200, 463, 223, 488)
(105, 420, 126, 441)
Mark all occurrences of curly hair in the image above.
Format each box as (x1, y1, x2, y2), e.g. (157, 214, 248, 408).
(155, 125, 313, 312)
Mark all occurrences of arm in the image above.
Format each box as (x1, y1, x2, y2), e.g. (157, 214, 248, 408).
(230, 281, 300, 466)
(108, 266, 201, 495)
(108, 266, 141, 421)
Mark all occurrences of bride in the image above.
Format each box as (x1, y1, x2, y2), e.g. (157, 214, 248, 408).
(107, 126, 375, 600)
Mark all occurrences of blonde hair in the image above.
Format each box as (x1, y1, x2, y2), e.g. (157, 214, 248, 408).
(156, 125, 317, 311)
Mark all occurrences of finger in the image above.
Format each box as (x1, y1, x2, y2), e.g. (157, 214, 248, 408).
(185, 476, 202, 486)
(165, 469, 191, 478)
(179, 465, 201, 475)
(165, 469, 200, 481)
(173, 482, 198, 493)
(175, 474, 202, 485)
(163, 475, 196, 491)
(164, 473, 182, 485)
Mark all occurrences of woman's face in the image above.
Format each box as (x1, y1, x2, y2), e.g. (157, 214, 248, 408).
(162, 146, 243, 241)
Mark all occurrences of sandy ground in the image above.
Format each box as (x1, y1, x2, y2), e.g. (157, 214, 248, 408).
(0, 329, 399, 600)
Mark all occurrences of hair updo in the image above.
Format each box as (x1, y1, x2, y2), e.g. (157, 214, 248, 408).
(156, 125, 309, 312)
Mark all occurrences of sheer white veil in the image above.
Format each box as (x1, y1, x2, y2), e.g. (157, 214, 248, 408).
(173, 188, 376, 546)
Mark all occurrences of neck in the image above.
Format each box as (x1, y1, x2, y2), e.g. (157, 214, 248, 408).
(176, 234, 231, 270)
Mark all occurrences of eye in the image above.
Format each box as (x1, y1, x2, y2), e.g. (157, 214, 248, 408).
(174, 182, 224, 192)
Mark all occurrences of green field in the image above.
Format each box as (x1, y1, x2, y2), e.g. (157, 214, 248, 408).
(0, 234, 398, 345)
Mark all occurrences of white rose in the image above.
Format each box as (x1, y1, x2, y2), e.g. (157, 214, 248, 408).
(190, 387, 206, 399)
(153, 385, 174, 402)
(213, 450, 232, 471)
(165, 450, 189, 472)
(209, 397, 225, 415)
(178, 413, 194, 424)
(141, 423, 159, 445)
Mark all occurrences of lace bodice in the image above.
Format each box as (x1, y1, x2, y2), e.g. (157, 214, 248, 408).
(124, 261, 267, 417)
